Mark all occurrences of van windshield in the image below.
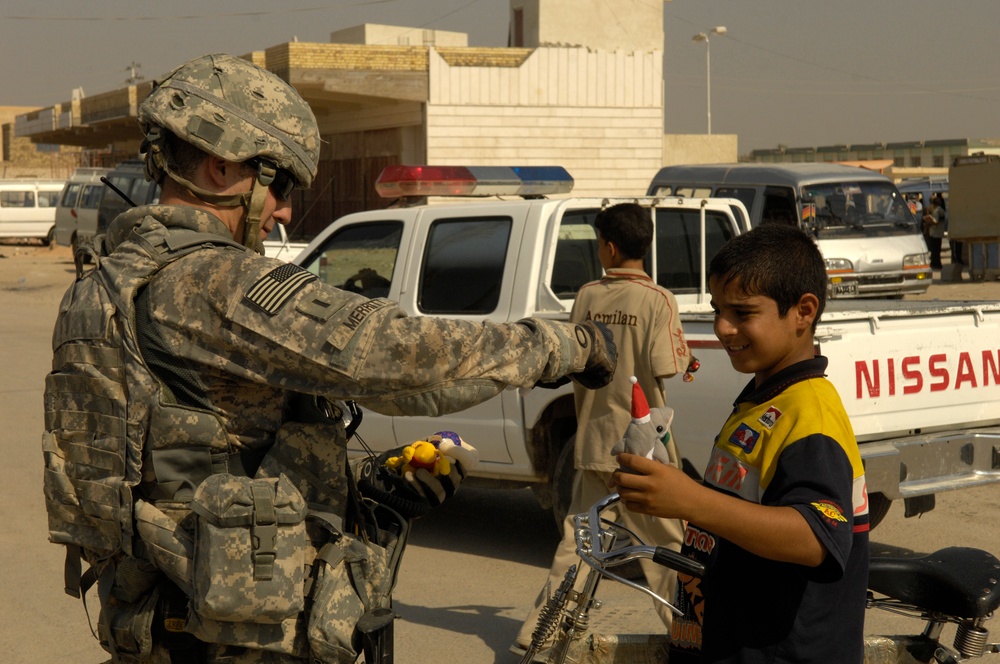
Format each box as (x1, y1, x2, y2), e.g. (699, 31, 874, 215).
(801, 181, 918, 237)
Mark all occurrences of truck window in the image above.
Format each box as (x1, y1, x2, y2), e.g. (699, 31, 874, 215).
(300, 220, 402, 299)
(551, 210, 602, 299)
(653, 208, 738, 293)
(419, 217, 511, 314)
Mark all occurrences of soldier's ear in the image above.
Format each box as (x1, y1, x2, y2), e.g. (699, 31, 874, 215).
(204, 156, 230, 189)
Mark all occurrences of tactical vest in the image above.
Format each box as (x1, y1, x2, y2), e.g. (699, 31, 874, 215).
(43, 223, 404, 663)
(43, 227, 245, 591)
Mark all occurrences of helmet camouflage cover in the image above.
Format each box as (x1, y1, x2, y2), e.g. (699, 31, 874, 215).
(138, 53, 320, 188)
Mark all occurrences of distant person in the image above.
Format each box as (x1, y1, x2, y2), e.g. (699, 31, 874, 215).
(924, 194, 946, 269)
(513, 203, 691, 660)
(612, 223, 869, 663)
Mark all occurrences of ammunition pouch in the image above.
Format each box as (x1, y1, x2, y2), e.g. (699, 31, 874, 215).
(122, 406, 410, 662)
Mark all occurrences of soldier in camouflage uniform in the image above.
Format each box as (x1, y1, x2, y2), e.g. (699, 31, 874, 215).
(43, 53, 616, 663)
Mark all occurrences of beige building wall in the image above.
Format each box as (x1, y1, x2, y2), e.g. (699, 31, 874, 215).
(511, 0, 664, 51)
(330, 23, 468, 47)
(1, 105, 83, 179)
(662, 134, 738, 166)
(427, 47, 664, 196)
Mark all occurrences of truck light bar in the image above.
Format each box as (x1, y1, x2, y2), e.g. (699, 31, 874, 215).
(374, 165, 574, 198)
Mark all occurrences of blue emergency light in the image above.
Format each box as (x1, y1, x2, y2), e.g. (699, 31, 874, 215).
(374, 165, 574, 198)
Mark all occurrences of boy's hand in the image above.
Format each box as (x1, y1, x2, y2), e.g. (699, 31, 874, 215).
(611, 452, 698, 520)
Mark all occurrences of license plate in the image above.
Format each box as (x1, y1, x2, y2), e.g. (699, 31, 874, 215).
(833, 282, 858, 297)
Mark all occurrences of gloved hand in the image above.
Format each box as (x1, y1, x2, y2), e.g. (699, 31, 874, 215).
(570, 320, 618, 389)
(355, 454, 430, 519)
(402, 431, 478, 507)
(356, 432, 479, 516)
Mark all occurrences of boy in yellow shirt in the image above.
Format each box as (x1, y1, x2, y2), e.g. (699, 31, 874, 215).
(613, 223, 869, 663)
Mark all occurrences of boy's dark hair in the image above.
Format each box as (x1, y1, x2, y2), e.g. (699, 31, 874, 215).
(595, 203, 653, 260)
(709, 223, 827, 328)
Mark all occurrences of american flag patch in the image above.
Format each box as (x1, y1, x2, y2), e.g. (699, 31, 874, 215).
(244, 264, 317, 315)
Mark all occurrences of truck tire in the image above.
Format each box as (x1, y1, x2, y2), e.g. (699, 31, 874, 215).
(551, 435, 576, 532)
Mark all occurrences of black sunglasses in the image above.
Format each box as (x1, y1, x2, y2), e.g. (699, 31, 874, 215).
(270, 168, 296, 201)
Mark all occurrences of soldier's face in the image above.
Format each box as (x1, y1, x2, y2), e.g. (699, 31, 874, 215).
(259, 185, 292, 238)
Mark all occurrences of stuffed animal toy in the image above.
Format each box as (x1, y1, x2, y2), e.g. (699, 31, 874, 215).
(610, 376, 675, 472)
(384, 430, 480, 478)
(386, 439, 451, 476)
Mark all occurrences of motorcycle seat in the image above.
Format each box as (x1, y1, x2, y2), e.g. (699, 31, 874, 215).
(868, 546, 1000, 619)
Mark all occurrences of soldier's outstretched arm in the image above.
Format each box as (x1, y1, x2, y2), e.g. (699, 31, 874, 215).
(150, 252, 616, 416)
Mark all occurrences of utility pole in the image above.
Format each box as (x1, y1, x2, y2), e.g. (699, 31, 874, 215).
(125, 62, 144, 86)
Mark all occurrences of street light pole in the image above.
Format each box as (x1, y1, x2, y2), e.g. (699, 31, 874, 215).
(692, 26, 727, 135)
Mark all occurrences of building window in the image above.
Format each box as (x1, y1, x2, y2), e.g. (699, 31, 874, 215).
(910, 156, 922, 167)
(933, 156, 944, 168)
(894, 157, 904, 167)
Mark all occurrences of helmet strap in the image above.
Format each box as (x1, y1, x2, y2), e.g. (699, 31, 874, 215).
(242, 173, 271, 255)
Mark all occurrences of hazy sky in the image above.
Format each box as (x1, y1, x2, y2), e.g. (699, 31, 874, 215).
(3, 0, 999, 155)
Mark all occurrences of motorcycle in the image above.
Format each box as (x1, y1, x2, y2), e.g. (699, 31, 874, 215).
(520, 492, 1000, 664)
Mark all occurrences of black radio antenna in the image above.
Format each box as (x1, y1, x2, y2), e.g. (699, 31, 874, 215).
(100, 176, 136, 207)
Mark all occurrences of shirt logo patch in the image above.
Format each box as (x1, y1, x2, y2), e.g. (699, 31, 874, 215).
(244, 264, 317, 315)
(758, 406, 782, 430)
(729, 423, 760, 453)
(811, 500, 848, 526)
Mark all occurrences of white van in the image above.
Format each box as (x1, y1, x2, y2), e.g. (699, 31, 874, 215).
(647, 163, 933, 298)
(0, 180, 64, 244)
(54, 167, 112, 252)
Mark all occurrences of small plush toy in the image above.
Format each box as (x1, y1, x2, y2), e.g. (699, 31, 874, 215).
(383, 430, 480, 479)
(610, 376, 675, 472)
(385, 439, 452, 476)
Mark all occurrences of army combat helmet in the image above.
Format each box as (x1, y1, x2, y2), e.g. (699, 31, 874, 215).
(138, 53, 320, 251)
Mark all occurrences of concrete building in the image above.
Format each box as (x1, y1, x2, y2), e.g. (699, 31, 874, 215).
(12, 0, 672, 239)
(0, 106, 88, 180)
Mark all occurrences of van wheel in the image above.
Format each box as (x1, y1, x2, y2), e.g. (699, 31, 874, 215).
(44, 226, 55, 246)
(551, 435, 576, 532)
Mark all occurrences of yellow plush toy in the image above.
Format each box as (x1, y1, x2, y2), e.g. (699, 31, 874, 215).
(385, 439, 452, 476)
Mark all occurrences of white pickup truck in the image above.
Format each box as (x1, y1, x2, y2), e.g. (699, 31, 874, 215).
(293, 166, 1000, 528)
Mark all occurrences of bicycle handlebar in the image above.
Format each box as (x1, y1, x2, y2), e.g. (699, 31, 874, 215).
(572, 492, 705, 612)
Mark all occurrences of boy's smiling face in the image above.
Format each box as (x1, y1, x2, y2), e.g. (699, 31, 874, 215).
(709, 273, 819, 387)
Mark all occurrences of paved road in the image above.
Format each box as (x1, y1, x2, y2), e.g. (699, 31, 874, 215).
(2, 243, 998, 663)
